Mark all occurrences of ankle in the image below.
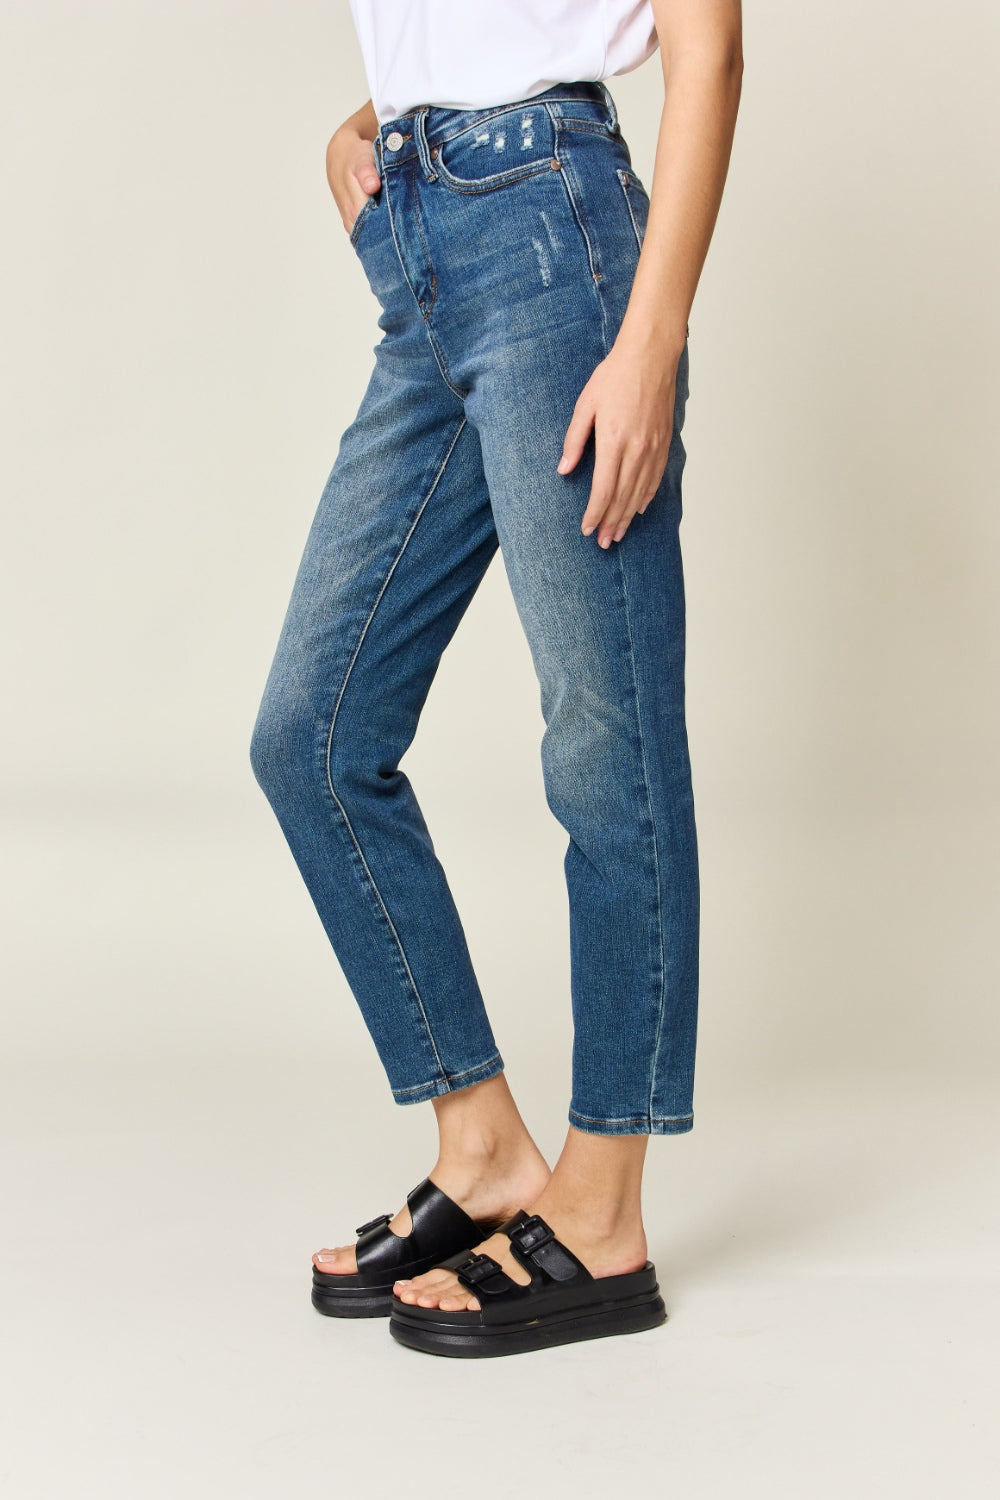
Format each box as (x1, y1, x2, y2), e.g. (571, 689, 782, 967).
(432, 1128, 547, 1192)
(530, 1128, 650, 1242)
(432, 1076, 544, 1177)
(535, 1181, 643, 1242)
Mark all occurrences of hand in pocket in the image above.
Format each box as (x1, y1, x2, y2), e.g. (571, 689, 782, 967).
(326, 125, 381, 237)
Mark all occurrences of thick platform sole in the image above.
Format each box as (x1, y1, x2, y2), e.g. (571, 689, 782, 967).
(311, 1242, 485, 1319)
(311, 1282, 395, 1318)
(389, 1289, 667, 1357)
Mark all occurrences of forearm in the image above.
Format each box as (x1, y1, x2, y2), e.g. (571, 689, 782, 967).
(618, 44, 743, 358)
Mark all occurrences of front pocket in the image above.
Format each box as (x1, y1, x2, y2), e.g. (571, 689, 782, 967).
(616, 168, 649, 252)
(349, 193, 378, 247)
(430, 103, 561, 194)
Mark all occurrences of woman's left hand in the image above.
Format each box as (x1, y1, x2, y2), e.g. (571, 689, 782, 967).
(557, 332, 681, 548)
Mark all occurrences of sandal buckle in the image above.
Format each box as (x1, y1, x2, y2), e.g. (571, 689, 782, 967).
(507, 1214, 554, 1257)
(455, 1252, 503, 1285)
(355, 1212, 392, 1237)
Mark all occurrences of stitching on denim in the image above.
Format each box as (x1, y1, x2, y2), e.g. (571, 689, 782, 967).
(431, 152, 556, 196)
(323, 416, 470, 1081)
(384, 184, 468, 400)
(422, 94, 611, 151)
(616, 169, 645, 254)
(349, 194, 377, 247)
(409, 189, 439, 316)
(547, 115, 611, 354)
(560, 118, 617, 137)
(555, 127, 667, 1116)
(612, 546, 667, 1125)
(569, 1108, 693, 1126)
(392, 1053, 504, 1098)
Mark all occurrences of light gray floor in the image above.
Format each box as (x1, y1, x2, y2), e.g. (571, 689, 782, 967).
(3, 809, 997, 1497)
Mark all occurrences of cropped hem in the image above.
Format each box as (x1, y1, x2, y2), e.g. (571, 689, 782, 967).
(391, 1053, 505, 1105)
(568, 1107, 694, 1137)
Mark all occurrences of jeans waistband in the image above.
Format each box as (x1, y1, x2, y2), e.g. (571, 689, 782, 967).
(373, 80, 619, 176)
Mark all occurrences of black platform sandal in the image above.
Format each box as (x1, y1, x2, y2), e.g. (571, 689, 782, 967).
(388, 1209, 667, 1357)
(311, 1177, 491, 1318)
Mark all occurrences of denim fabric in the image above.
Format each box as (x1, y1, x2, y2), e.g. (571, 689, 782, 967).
(250, 80, 699, 1135)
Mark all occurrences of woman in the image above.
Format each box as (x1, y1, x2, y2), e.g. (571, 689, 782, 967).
(250, 0, 742, 1358)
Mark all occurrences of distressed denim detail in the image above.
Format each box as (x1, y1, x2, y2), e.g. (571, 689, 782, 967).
(250, 81, 699, 1132)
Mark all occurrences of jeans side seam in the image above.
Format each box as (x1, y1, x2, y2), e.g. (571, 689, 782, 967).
(548, 116, 611, 357)
(323, 415, 470, 1083)
(613, 545, 668, 1126)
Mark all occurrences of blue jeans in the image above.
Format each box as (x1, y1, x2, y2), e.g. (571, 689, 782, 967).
(250, 81, 699, 1135)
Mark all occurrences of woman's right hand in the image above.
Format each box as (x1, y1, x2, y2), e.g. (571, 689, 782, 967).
(326, 109, 382, 238)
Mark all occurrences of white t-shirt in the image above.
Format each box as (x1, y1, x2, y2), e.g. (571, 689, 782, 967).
(347, 1, 660, 124)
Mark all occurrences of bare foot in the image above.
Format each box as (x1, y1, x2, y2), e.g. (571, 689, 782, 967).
(312, 1147, 551, 1276)
(392, 1184, 649, 1312)
(394, 1126, 651, 1312)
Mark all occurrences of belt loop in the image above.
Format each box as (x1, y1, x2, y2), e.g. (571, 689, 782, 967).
(414, 106, 438, 181)
(597, 79, 620, 134)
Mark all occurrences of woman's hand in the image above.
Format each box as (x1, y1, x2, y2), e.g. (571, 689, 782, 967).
(326, 103, 382, 237)
(558, 0, 743, 548)
(557, 330, 684, 548)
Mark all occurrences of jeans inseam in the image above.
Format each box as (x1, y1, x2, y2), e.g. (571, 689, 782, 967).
(322, 414, 471, 1087)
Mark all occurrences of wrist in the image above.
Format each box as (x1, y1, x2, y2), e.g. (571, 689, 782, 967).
(616, 310, 688, 363)
(347, 98, 379, 144)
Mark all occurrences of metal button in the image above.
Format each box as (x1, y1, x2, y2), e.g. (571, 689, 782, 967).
(385, 130, 404, 152)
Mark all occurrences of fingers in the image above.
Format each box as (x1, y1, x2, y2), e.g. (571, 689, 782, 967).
(558, 376, 672, 546)
(580, 440, 623, 543)
(557, 387, 596, 478)
(578, 440, 664, 548)
(599, 454, 661, 545)
(327, 129, 382, 233)
(357, 147, 381, 196)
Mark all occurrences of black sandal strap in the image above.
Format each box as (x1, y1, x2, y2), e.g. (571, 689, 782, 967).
(354, 1178, 484, 1275)
(354, 1213, 400, 1271)
(505, 1214, 592, 1286)
(404, 1177, 483, 1257)
(450, 1251, 518, 1298)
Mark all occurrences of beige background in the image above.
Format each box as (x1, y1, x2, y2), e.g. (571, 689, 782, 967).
(2, 1, 997, 1494)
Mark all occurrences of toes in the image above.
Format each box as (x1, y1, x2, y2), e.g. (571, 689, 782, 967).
(393, 1270, 479, 1311)
(395, 1278, 428, 1302)
(438, 1293, 480, 1312)
(394, 1273, 452, 1307)
(313, 1245, 357, 1274)
(394, 1268, 449, 1297)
